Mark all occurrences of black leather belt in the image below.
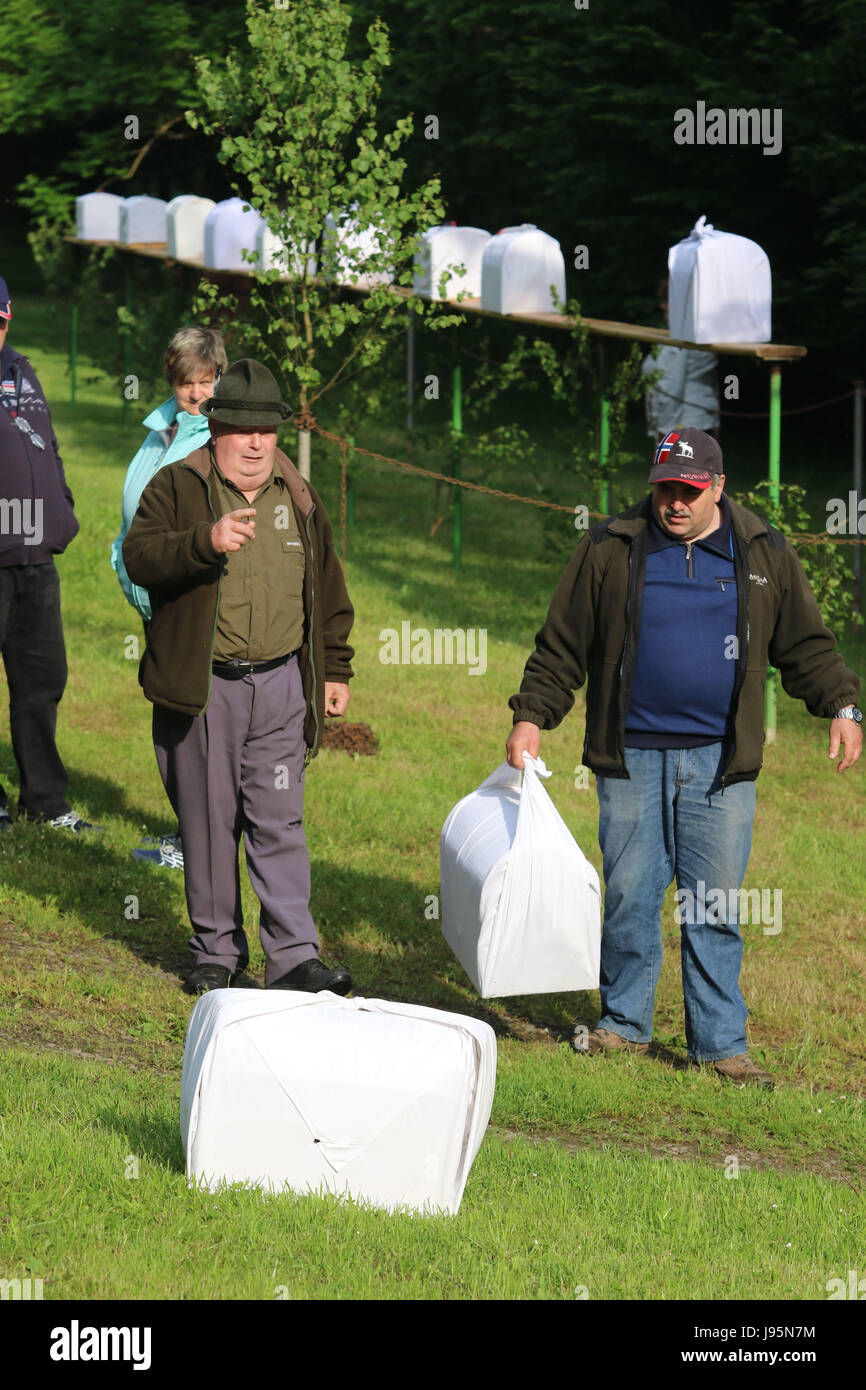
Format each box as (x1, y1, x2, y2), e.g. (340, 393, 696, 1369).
(212, 650, 299, 679)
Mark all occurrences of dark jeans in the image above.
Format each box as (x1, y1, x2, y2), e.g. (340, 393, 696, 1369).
(0, 561, 70, 820)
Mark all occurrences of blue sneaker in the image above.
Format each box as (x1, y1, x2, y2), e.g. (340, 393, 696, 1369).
(132, 833, 184, 869)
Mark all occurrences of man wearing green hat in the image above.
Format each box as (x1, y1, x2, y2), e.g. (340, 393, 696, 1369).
(123, 359, 355, 996)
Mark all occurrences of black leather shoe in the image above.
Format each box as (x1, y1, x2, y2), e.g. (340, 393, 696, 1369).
(184, 964, 261, 995)
(184, 964, 233, 996)
(268, 958, 352, 995)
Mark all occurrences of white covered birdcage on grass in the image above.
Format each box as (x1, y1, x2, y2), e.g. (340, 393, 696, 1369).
(181, 989, 496, 1216)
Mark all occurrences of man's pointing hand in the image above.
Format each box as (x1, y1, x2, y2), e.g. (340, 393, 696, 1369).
(211, 508, 256, 554)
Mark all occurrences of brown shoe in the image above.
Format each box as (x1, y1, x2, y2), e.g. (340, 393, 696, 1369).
(574, 1026, 649, 1056)
(710, 1054, 774, 1089)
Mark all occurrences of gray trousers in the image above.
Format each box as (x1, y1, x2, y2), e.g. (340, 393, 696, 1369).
(153, 655, 319, 985)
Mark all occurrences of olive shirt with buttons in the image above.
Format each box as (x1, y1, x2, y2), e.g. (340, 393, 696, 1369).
(209, 455, 306, 662)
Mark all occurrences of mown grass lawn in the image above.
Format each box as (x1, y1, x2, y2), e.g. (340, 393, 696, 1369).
(0, 291, 864, 1300)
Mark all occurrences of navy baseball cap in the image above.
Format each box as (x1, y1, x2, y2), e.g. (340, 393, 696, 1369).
(648, 428, 723, 489)
(0, 277, 10, 320)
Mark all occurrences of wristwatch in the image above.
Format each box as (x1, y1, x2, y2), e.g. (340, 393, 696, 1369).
(832, 705, 863, 723)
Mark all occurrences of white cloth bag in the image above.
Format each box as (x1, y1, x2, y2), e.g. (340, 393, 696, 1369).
(668, 215, 772, 343)
(440, 755, 601, 997)
(181, 990, 496, 1216)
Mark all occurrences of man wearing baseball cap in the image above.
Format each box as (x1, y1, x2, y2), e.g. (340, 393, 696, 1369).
(0, 274, 102, 833)
(123, 358, 355, 996)
(506, 428, 861, 1088)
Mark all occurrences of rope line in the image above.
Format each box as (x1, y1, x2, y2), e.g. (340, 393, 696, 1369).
(304, 419, 598, 516)
(294, 418, 864, 545)
(649, 384, 856, 420)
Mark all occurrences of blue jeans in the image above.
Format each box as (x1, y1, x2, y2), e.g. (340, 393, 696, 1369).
(595, 743, 756, 1061)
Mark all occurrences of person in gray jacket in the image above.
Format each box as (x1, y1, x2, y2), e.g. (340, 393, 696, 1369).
(642, 279, 720, 440)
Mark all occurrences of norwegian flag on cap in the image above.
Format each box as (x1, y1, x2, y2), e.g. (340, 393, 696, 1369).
(653, 431, 681, 470)
(648, 427, 722, 489)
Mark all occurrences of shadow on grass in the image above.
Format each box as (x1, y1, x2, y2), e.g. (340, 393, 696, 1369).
(93, 1104, 185, 1173)
(0, 781, 591, 1038)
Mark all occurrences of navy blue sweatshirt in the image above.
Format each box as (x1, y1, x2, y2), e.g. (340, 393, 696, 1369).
(625, 494, 738, 748)
(0, 342, 78, 566)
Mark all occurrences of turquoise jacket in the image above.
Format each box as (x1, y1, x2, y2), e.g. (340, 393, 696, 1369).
(110, 398, 212, 620)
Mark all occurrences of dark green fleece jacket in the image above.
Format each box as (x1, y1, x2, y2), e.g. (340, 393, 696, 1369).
(509, 494, 860, 786)
(122, 442, 354, 758)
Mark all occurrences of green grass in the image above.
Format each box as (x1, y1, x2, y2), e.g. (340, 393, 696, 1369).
(1, 1050, 860, 1301)
(0, 290, 864, 1300)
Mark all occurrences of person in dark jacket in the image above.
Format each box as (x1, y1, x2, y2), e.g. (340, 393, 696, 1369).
(0, 275, 102, 833)
(123, 359, 355, 996)
(506, 428, 861, 1088)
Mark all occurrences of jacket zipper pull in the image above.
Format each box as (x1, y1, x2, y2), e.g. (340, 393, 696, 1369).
(685, 541, 694, 578)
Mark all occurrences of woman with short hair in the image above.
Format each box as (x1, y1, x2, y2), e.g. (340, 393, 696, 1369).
(112, 326, 227, 617)
(111, 326, 227, 869)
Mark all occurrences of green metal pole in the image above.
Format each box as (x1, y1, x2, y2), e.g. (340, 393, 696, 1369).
(122, 262, 132, 426)
(765, 365, 782, 744)
(768, 365, 781, 507)
(452, 362, 462, 573)
(599, 396, 611, 514)
(69, 305, 78, 406)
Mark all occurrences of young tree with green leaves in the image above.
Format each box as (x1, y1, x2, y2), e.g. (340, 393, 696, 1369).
(186, 0, 462, 479)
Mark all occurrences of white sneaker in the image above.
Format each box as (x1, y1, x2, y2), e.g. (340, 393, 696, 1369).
(47, 811, 105, 834)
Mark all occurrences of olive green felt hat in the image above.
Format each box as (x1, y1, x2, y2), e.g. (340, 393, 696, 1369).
(201, 358, 292, 430)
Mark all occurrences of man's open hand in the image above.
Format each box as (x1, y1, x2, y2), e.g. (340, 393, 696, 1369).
(506, 720, 541, 769)
(829, 717, 862, 772)
(211, 508, 256, 554)
(325, 682, 350, 717)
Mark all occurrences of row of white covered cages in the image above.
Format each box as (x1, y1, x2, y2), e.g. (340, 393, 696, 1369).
(75, 196, 772, 338)
(74, 195, 568, 314)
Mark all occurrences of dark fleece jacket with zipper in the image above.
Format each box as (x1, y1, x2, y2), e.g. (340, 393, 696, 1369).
(0, 343, 78, 565)
(509, 493, 860, 787)
(122, 441, 354, 758)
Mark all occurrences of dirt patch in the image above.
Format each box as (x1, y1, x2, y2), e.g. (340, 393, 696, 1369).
(491, 1125, 864, 1189)
(0, 1029, 178, 1077)
(320, 721, 379, 756)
